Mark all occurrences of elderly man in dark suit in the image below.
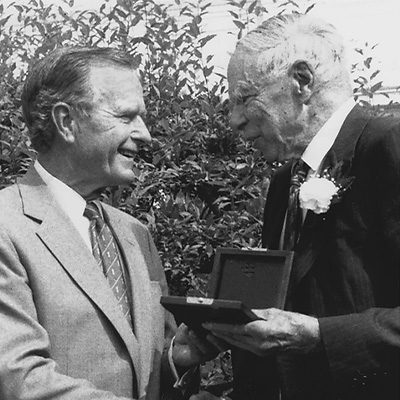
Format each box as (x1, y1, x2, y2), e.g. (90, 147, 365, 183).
(0, 46, 217, 400)
(194, 13, 399, 400)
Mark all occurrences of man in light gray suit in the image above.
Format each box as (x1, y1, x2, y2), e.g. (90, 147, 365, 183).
(0, 46, 216, 400)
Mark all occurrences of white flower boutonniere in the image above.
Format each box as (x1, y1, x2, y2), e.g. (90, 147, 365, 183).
(299, 177, 338, 214)
(299, 161, 355, 214)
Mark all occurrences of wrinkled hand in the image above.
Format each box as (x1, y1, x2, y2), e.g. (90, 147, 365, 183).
(203, 308, 321, 357)
(172, 323, 229, 369)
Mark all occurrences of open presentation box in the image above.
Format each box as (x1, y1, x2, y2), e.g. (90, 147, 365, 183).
(161, 248, 293, 330)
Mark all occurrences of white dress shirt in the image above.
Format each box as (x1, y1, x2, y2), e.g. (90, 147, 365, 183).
(279, 98, 355, 249)
(301, 97, 355, 174)
(34, 160, 92, 250)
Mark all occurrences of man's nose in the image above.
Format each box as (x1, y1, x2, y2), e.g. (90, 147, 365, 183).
(132, 116, 152, 144)
(230, 104, 247, 132)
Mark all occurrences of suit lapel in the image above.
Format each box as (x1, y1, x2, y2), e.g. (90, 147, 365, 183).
(18, 168, 141, 378)
(103, 206, 155, 396)
(292, 105, 371, 286)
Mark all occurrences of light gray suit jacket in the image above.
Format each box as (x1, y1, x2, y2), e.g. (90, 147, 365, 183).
(0, 166, 177, 399)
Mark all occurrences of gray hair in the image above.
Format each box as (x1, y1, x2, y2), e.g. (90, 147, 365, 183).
(22, 46, 139, 153)
(235, 13, 351, 90)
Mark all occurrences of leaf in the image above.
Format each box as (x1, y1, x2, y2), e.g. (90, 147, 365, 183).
(200, 2, 212, 12)
(248, 0, 257, 14)
(206, 54, 214, 63)
(0, 15, 11, 26)
(203, 66, 213, 77)
(13, 5, 24, 13)
(58, 6, 68, 18)
(199, 34, 216, 47)
(305, 4, 316, 13)
(370, 81, 383, 93)
(354, 76, 368, 85)
(42, 5, 53, 19)
(370, 70, 380, 80)
(364, 57, 372, 69)
(233, 20, 245, 30)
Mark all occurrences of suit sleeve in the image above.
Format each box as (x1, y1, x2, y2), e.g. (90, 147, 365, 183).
(319, 119, 400, 386)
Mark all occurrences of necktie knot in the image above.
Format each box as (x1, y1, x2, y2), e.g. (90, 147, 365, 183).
(84, 201, 104, 226)
(290, 160, 309, 188)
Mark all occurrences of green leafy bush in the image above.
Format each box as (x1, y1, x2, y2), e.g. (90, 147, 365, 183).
(0, 0, 275, 296)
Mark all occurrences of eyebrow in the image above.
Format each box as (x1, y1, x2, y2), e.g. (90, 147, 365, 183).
(231, 80, 260, 103)
(116, 103, 146, 117)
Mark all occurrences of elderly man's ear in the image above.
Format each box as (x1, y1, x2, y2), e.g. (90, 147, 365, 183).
(289, 60, 314, 104)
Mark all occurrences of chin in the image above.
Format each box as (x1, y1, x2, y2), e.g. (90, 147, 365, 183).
(258, 145, 282, 163)
(254, 138, 282, 163)
(118, 176, 135, 186)
(108, 171, 135, 187)
(260, 152, 278, 163)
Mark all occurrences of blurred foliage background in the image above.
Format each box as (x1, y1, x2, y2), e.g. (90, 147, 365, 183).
(0, 0, 398, 394)
(0, 0, 279, 296)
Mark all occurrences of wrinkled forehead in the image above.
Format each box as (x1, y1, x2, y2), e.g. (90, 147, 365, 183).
(227, 47, 263, 102)
(89, 65, 142, 96)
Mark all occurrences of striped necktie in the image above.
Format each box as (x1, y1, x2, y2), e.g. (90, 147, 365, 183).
(84, 201, 133, 330)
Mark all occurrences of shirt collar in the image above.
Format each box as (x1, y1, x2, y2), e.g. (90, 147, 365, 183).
(34, 160, 87, 220)
(302, 97, 355, 172)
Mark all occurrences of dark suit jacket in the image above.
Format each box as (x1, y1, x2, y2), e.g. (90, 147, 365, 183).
(0, 167, 179, 400)
(232, 105, 400, 400)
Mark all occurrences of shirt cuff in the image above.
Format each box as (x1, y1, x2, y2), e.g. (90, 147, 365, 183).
(168, 336, 199, 389)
